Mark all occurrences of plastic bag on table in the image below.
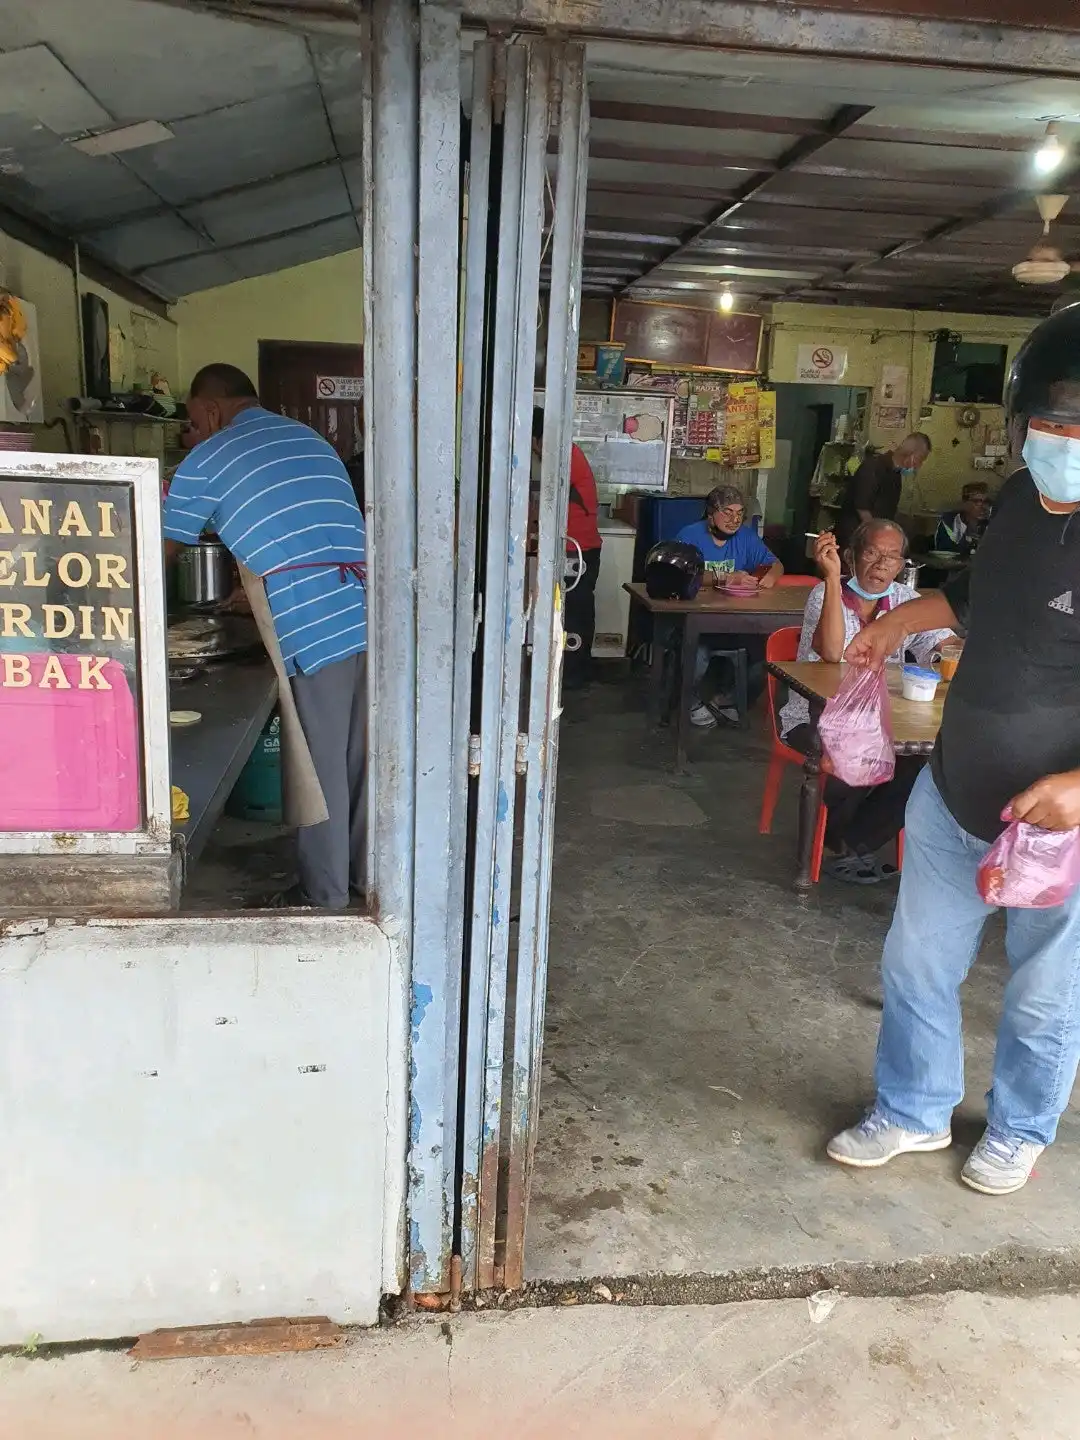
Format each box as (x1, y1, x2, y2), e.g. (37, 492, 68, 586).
(817, 665, 896, 788)
(977, 818, 1080, 909)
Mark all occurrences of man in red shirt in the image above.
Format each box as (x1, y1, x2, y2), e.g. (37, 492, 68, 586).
(533, 409, 603, 689)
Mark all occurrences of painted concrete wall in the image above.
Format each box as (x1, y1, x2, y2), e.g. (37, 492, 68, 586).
(768, 301, 1037, 510)
(0, 914, 407, 1344)
(0, 228, 180, 449)
(175, 249, 365, 387)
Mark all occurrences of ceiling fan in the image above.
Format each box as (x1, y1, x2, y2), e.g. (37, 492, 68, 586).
(1012, 195, 1072, 285)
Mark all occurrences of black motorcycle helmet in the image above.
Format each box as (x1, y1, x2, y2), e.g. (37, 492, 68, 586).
(1006, 303, 1080, 426)
(644, 540, 705, 601)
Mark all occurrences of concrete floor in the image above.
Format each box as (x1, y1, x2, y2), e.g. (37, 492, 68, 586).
(527, 671, 1080, 1281)
(4, 1294, 1080, 1437)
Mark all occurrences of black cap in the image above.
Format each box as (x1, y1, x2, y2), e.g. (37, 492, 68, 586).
(1006, 304, 1080, 425)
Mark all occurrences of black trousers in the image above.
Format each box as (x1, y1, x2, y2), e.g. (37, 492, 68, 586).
(564, 547, 601, 687)
(785, 722, 924, 855)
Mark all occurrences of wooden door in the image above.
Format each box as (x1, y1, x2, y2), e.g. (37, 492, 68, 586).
(258, 340, 363, 460)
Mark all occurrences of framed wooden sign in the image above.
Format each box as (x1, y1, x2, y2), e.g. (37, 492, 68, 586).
(611, 299, 763, 375)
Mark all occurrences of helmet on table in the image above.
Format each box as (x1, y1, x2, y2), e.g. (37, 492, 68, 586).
(644, 540, 705, 601)
(1006, 304, 1080, 425)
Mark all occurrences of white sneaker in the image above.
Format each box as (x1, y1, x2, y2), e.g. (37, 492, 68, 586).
(961, 1127, 1044, 1195)
(690, 703, 717, 729)
(827, 1109, 952, 1168)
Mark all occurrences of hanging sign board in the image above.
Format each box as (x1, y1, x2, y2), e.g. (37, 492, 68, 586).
(0, 473, 144, 832)
(795, 344, 848, 384)
(316, 375, 363, 401)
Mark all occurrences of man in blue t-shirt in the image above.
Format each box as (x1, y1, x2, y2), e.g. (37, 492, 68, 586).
(676, 484, 782, 582)
(675, 485, 783, 728)
(164, 363, 367, 910)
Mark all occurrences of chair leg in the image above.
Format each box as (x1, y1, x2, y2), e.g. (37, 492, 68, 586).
(810, 796, 829, 885)
(897, 828, 905, 871)
(759, 754, 785, 834)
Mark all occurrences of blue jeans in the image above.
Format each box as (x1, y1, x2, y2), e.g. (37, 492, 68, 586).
(876, 767, 1080, 1147)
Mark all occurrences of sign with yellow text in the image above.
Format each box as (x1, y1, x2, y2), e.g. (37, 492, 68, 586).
(723, 382, 760, 468)
(0, 476, 141, 831)
(757, 390, 776, 469)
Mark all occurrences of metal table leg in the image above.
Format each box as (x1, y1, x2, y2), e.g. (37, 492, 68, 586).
(675, 616, 700, 773)
(648, 614, 675, 727)
(795, 722, 824, 893)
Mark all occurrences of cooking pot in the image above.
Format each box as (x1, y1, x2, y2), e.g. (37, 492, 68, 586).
(176, 539, 234, 606)
(898, 560, 922, 590)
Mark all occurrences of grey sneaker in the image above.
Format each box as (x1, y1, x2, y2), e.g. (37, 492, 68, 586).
(827, 1110, 952, 1168)
(690, 702, 717, 729)
(961, 1127, 1044, 1196)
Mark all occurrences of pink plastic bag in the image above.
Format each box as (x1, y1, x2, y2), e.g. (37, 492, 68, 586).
(817, 665, 896, 788)
(977, 819, 1080, 908)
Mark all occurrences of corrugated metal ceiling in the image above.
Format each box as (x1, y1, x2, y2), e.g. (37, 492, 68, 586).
(0, 0, 1078, 315)
(0, 0, 362, 298)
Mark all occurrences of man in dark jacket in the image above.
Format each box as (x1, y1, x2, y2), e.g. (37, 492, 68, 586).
(835, 433, 931, 552)
(826, 307, 1080, 1198)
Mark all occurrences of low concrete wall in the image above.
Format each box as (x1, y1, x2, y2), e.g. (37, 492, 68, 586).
(0, 914, 406, 1344)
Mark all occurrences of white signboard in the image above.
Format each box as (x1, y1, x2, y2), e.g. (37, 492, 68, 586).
(316, 375, 363, 401)
(795, 343, 848, 384)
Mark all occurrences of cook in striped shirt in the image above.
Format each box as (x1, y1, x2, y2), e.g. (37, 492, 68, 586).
(163, 363, 367, 909)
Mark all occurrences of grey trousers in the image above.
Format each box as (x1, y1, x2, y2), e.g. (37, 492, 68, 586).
(289, 651, 368, 909)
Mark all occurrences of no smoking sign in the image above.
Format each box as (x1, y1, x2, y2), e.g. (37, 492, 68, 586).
(316, 375, 363, 401)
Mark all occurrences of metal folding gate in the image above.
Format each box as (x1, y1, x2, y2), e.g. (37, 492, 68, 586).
(457, 36, 590, 1294)
(362, 0, 588, 1296)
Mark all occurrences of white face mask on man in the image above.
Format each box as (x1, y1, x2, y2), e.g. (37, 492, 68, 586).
(1023, 421, 1080, 504)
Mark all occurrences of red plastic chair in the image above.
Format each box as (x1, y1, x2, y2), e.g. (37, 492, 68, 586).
(760, 626, 903, 884)
(760, 627, 829, 882)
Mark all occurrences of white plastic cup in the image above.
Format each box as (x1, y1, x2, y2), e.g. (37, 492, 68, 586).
(902, 665, 940, 703)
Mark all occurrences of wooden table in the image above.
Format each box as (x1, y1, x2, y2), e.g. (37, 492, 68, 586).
(767, 659, 946, 891)
(625, 581, 811, 770)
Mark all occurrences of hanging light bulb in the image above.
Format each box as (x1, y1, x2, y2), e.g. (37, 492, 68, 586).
(1034, 123, 1066, 176)
(718, 288, 734, 313)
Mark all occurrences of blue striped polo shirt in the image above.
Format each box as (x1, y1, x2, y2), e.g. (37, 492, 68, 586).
(163, 407, 366, 675)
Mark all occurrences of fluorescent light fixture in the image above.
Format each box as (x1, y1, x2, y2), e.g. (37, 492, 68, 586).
(719, 288, 734, 312)
(70, 121, 175, 157)
(1034, 123, 1066, 176)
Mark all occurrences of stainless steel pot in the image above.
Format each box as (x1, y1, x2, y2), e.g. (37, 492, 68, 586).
(176, 539, 234, 606)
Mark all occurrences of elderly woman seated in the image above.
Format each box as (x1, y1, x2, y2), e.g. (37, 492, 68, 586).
(779, 519, 955, 884)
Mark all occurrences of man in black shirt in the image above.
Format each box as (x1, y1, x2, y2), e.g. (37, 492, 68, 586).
(835, 433, 931, 553)
(826, 307, 1080, 1196)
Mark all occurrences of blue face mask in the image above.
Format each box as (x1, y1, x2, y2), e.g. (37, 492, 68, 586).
(1023, 425, 1080, 504)
(846, 576, 892, 602)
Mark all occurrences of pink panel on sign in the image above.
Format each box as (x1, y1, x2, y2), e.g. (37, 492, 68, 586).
(0, 654, 140, 831)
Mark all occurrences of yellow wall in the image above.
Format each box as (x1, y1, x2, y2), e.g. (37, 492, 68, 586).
(768, 301, 1036, 510)
(0, 227, 179, 452)
(175, 249, 364, 386)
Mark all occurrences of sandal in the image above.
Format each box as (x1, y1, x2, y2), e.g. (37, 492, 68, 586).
(824, 853, 883, 886)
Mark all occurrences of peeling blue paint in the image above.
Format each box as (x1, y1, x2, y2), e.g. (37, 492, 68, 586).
(496, 782, 509, 823)
(411, 1098, 422, 1146)
(411, 982, 433, 1043)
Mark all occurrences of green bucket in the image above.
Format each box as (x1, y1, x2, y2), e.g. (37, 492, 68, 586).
(226, 712, 282, 824)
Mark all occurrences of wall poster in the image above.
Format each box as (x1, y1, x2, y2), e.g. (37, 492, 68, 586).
(0, 293, 44, 424)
